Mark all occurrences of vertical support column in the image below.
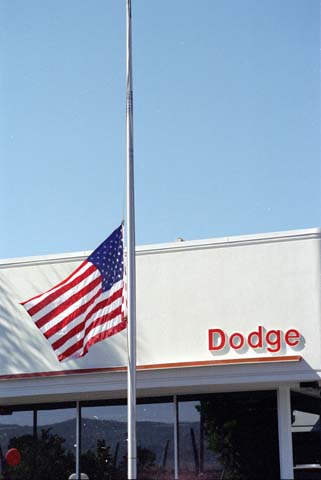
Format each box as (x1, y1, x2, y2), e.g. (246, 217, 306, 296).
(33, 410, 38, 440)
(319, 395, 321, 466)
(32, 409, 38, 479)
(76, 401, 81, 480)
(199, 407, 204, 475)
(277, 386, 294, 480)
(173, 395, 179, 480)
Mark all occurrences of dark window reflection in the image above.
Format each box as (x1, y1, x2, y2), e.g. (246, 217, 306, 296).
(0, 391, 281, 480)
(0, 408, 75, 480)
(81, 405, 127, 480)
(292, 391, 321, 480)
(178, 399, 218, 479)
(0, 410, 34, 479)
(179, 391, 280, 480)
(136, 402, 173, 479)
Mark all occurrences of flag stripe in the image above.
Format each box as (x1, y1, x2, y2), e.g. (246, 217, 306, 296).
(21, 225, 126, 362)
(82, 319, 127, 356)
(44, 279, 123, 342)
(84, 306, 123, 346)
(42, 286, 103, 339)
(58, 315, 127, 361)
(26, 263, 97, 317)
(82, 284, 123, 325)
(31, 265, 99, 324)
(58, 339, 83, 362)
(55, 305, 123, 358)
(51, 288, 123, 351)
(21, 261, 89, 308)
(35, 275, 101, 329)
(84, 302, 123, 342)
(39, 281, 102, 336)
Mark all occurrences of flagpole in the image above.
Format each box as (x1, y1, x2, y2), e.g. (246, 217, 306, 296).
(126, 0, 137, 479)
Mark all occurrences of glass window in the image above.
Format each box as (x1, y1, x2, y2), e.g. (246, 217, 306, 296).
(0, 410, 34, 479)
(0, 407, 76, 480)
(136, 401, 174, 479)
(291, 391, 321, 480)
(81, 400, 174, 480)
(179, 391, 279, 480)
(81, 403, 127, 480)
(178, 399, 218, 479)
(0, 391, 281, 479)
(35, 407, 76, 479)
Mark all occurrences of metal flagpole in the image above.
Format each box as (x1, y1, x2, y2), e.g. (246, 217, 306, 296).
(173, 395, 179, 479)
(126, 0, 137, 478)
(76, 401, 81, 480)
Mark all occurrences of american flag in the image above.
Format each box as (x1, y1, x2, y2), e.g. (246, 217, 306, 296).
(21, 225, 127, 362)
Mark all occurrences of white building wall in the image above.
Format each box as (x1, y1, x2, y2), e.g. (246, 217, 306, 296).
(0, 228, 320, 404)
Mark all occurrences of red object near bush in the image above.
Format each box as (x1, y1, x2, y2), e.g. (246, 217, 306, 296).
(5, 448, 21, 466)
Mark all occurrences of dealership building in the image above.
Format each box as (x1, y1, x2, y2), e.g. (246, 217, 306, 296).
(0, 227, 320, 479)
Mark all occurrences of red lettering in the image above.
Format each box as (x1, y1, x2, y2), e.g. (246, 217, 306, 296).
(208, 329, 226, 351)
(208, 326, 302, 353)
(229, 332, 245, 350)
(266, 329, 281, 353)
(248, 325, 263, 349)
(285, 329, 300, 347)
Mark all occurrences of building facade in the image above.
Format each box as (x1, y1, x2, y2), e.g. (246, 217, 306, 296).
(0, 228, 320, 479)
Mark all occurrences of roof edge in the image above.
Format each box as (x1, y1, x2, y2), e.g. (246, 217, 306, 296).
(1, 227, 320, 268)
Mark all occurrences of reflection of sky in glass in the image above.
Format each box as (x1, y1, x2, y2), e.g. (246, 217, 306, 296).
(292, 410, 320, 432)
(0, 400, 200, 426)
(83, 401, 199, 423)
(37, 409, 75, 425)
(0, 409, 75, 426)
(0, 411, 33, 426)
(82, 405, 126, 423)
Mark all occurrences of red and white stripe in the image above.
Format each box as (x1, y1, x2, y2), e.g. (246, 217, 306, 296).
(21, 260, 126, 361)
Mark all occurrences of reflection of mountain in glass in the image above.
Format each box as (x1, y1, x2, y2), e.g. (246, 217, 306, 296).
(0, 417, 218, 469)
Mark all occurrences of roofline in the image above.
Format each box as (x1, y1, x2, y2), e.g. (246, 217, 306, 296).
(1, 227, 320, 269)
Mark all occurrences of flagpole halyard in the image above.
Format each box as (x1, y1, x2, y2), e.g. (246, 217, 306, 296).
(126, 0, 137, 478)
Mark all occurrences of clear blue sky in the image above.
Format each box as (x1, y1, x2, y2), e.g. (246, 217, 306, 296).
(0, 0, 320, 258)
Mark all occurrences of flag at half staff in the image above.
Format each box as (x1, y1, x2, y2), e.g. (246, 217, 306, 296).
(21, 225, 127, 362)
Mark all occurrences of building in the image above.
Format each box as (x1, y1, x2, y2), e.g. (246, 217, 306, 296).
(0, 227, 320, 479)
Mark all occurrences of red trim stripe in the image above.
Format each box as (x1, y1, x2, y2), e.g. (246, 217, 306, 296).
(0, 355, 302, 381)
